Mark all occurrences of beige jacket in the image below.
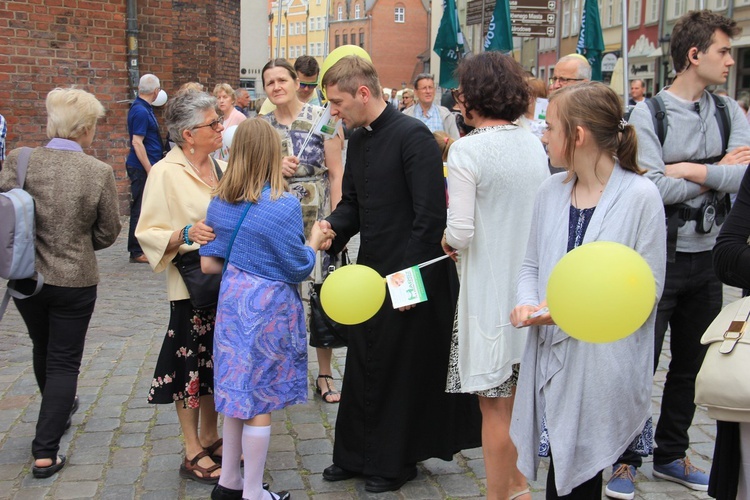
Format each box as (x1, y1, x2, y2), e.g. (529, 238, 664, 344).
(135, 147, 226, 301)
(0, 145, 121, 287)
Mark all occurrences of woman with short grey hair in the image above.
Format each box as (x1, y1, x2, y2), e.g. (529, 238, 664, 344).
(136, 90, 226, 484)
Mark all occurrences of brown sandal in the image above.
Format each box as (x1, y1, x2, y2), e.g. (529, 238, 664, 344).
(204, 438, 223, 462)
(179, 450, 220, 484)
(315, 374, 341, 404)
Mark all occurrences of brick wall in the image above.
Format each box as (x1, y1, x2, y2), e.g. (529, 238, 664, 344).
(1, 0, 240, 213)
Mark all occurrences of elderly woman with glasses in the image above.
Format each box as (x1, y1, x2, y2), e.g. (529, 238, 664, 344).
(399, 89, 414, 112)
(260, 58, 345, 404)
(135, 91, 226, 485)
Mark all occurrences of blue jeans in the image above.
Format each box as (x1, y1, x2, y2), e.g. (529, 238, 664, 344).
(653, 251, 723, 465)
(126, 166, 147, 257)
(13, 281, 97, 460)
(618, 250, 723, 468)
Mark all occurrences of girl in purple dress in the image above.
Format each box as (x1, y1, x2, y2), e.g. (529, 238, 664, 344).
(200, 119, 332, 500)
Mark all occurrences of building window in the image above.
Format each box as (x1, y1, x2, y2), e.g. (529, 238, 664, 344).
(713, 0, 727, 8)
(317, 17, 323, 30)
(646, 0, 658, 20)
(629, 0, 641, 25)
(343, 33, 349, 44)
(281, 47, 286, 58)
(395, 6, 405, 23)
(359, 30, 365, 48)
(572, 0, 580, 33)
(338, 5, 343, 20)
(355, 4, 361, 18)
(302, 22, 306, 34)
(335, 33, 340, 48)
(309, 18, 315, 31)
(605, 0, 613, 27)
(281, 23, 286, 36)
(310, 43, 315, 55)
(563, 0, 570, 37)
(317, 42, 323, 55)
(615, 0, 622, 24)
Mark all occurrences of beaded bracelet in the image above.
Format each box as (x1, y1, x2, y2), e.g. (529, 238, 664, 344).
(183, 224, 193, 245)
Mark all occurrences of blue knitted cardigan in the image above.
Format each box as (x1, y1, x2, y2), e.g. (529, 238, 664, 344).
(200, 189, 315, 284)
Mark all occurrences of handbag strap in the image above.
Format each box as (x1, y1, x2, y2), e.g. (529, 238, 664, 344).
(719, 297, 750, 354)
(222, 186, 269, 274)
(210, 157, 223, 181)
(15, 147, 34, 188)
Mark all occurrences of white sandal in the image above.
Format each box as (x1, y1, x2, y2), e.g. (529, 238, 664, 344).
(509, 488, 530, 500)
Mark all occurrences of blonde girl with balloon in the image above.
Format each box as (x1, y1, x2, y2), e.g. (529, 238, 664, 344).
(200, 118, 332, 500)
(509, 82, 666, 499)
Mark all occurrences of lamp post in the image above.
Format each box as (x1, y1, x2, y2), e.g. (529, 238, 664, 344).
(659, 34, 671, 92)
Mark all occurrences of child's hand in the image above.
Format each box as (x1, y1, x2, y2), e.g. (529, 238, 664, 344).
(282, 155, 299, 177)
(510, 301, 554, 328)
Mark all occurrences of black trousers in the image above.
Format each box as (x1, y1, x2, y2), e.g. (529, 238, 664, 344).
(127, 165, 147, 257)
(546, 453, 603, 499)
(13, 281, 97, 460)
(619, 251, 723, 468)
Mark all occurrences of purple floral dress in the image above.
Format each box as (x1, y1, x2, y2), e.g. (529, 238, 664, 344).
(213, 264, 308, 419)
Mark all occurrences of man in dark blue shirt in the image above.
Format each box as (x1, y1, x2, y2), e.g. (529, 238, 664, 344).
(126, 74, 162, 263)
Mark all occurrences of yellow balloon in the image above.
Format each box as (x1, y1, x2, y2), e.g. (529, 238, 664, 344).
(319, 45, 372, 100)
(546, 241, 656, 343)
(320, 264, 386, 325)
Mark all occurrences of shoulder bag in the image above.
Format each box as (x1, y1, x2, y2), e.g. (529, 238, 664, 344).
(695, 295, 750, 422)
(309, 250, 350, 349)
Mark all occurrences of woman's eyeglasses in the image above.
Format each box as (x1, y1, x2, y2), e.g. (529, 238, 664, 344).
(192, 117, 224, 131)
(450, 88, 464, 102)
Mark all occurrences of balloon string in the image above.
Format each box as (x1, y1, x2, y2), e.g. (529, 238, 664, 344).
(417, 253, 453, 268)
(296, 103, 328, 157)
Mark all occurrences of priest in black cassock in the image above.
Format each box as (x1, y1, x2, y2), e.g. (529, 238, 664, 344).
(319, 56, 482, 493)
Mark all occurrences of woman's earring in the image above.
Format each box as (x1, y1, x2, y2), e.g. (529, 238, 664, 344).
(190, 147, 195, 155)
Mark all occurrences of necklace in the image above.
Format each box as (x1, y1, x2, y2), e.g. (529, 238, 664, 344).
(185, 155, 216, 186)
(467, 124, 517, 136)
(572, 180, 604, 209)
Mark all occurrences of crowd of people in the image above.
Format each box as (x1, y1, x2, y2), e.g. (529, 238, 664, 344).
(3, 8, 750, 500)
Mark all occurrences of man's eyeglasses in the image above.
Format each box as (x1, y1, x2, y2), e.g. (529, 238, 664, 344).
(450, 88, 464, 102)
(192, 117, 224, 131)
(299, 82, 318, 89)
(417, 86, 435, 92)
(549, 76, 585, 86)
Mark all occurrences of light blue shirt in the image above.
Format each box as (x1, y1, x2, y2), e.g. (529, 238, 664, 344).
(413, 103, 444, 133)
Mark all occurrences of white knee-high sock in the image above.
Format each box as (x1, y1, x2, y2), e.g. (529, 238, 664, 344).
(242, 424, 271, 500)
(217, 416, 244, 490)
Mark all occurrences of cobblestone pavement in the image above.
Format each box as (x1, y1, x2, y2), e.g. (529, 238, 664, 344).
(0, 221, 727, 499)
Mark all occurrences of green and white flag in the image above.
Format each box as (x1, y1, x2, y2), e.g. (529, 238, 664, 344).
(484, 0, 513, 53)
(433, 0, 465, 89)
(576, 0, 605, 80)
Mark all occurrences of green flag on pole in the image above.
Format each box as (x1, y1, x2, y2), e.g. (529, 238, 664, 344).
(484, 0, 513, 53)
(576, 0, 605, 80)
(433, 0, 465, 89)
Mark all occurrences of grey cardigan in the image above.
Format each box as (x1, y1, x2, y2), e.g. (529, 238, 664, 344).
(0, 145, 121, 287)
(510, 165, 666, 495)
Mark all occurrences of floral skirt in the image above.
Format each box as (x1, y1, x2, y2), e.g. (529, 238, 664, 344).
(148, 300, 215, 409)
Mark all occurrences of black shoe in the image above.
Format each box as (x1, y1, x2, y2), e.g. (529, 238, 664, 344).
(211, 483, 270, 499)
(65, 396, 80, 431)
(269, 492, 290, 500)
(322, 464, 358, 481)
(364, 465, 418, 493)
(31, 455, 66, 478)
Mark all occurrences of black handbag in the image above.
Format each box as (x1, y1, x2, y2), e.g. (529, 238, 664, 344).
(309, 250, 350, 349)
(172, 250, 221, 310)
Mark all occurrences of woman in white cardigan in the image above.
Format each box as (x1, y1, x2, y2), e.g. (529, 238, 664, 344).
(510, 82, 666, 498)
(441, 52, 549, 500)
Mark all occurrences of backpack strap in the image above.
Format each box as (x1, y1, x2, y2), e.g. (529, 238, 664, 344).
(15, 147, 33, 188)
(211, 157, 223, 181)
(709, 92, 730, 157)
(646, 95, 667, 146)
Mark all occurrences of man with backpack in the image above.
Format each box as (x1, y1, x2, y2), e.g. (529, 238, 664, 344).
(605, 10, 750, 499)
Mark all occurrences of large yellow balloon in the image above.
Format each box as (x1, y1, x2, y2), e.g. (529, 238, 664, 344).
(320, 264, 386, 325)
(319, 45, 372, 100)
(546, 241, 656, 343)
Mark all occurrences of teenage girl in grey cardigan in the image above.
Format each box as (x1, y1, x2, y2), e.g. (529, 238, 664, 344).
(509, 82, 667, 498)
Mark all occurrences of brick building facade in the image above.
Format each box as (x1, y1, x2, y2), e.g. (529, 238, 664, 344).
(1, 0, 241, 213)
(330, 0, 429, 91)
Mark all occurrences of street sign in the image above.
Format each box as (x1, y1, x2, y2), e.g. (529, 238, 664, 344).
(467, 0, 556, 38)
